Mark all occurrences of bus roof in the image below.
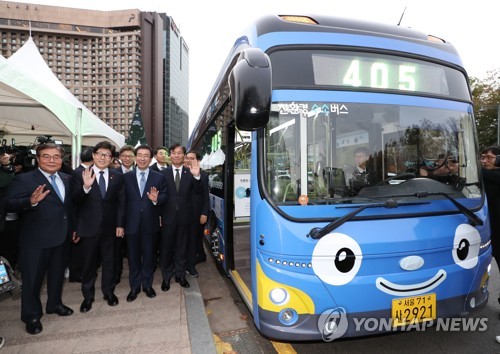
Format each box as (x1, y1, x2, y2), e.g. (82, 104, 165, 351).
(189, 14, 464, 149)
(252, 14, 458, 55)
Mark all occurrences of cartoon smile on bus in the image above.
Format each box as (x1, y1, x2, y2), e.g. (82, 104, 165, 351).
(312, 223, 481, 296)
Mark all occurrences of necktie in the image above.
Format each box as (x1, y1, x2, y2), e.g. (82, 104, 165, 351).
(99, 171, 106, 198)
(140, 171, 146, 196)
(50, 175, 63, 201)
(175, 168, 180, 191)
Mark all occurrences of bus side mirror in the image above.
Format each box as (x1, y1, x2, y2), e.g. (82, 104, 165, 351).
(229, 48, 271, 131)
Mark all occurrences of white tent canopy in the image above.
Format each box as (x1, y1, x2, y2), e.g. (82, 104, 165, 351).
(0, 38, 125, 167)
(0, 55, 78, 140)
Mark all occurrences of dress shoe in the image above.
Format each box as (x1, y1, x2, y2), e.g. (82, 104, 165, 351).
(186, 268, 199, 278)
(126, 289, 141, 302)
(80, 298, 94, 313)
(161, 281, 170, 292)
(26, 319, 43, 335)
(103, 293, 119, 306)
(144, 287, 156, 298)
(46, 304, 74, 316)
(175, 277, 190, 288)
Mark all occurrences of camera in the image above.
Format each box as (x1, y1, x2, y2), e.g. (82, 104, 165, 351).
(0, 136, 55, 171)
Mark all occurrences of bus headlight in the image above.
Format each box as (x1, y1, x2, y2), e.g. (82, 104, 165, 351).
(278, 308, 298, 326)
(270, 288, 289, 305)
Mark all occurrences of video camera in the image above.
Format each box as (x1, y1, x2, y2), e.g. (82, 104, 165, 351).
(0, 136, 63, 171)
(0, 256, 21, 296)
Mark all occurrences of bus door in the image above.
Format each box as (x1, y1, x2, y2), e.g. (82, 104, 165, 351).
(228, 125, 253, 305)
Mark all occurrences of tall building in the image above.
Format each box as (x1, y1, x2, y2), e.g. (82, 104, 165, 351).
(0, 1, 189, 148)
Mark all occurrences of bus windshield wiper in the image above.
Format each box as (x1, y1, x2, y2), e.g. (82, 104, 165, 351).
(369, 191, 482, 227)
(307, 199, 427, 240)
(412, 191, 482, 226)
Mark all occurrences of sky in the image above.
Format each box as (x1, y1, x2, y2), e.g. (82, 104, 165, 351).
(15, 0, 499, 132)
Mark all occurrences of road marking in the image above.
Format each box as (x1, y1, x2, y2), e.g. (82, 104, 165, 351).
(271, 341, 297, 353)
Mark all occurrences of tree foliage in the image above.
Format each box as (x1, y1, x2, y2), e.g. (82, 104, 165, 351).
(471, 68, 500, 148)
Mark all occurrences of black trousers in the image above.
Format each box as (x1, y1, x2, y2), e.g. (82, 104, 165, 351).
(186, 221, 205, 269)
(80, 233, 115, 300)
(126, 229, 157, 291)
(160, 223, 189, 280)
(20, 239, 69, 322)
(69, 241, 83, 282)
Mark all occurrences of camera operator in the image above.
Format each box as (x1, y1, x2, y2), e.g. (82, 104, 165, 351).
(0, 152, 15, 349)
(0, 151, 22, 273)
(0, 151, 15, 257)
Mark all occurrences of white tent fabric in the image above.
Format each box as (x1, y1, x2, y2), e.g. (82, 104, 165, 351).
(8, 38, 125, 147)
(0, 55, 78, 140)
(200, 149, 225, 169)
(0, 38, 125, 167)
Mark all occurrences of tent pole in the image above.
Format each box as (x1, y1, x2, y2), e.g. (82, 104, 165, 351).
(73, 107, 83, 169)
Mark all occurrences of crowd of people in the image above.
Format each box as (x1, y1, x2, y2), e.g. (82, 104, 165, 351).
(0, 141, 209, 337)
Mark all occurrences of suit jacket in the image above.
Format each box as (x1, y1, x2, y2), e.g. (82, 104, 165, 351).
(6, 168, 73, 249)
(192, 171, 210, 219)
(123, 168, 167, 235)
(160, 166, 202, 225)
(149, 163, 165, 172)
(115, 165, 134, 174)
(71, 168, 125, 238)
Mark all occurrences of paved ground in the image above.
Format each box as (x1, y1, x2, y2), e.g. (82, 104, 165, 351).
(0, 261, 215, 354)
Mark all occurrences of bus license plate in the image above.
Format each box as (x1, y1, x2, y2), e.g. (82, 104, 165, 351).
(392, 293, 436, 327)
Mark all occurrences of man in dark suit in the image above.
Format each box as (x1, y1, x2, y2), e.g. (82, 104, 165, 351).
(117, 145, 135, 174)
(68, 147, 94, 283)
(71, 141, 125, 313)
(7, 143, 74, 335)
(150, 146, 169, 172)
(112, 145, 136, 284)
(159, 144, 202, 291)
(123, 145, 167, 302)
(184, 150, 210, 276)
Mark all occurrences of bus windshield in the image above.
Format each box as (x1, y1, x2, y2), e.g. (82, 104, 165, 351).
(265, 102, 482, 206)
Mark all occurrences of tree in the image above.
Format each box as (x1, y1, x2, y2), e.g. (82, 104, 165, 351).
(126, 95, 147, 146)
(471, 68, 500, 148)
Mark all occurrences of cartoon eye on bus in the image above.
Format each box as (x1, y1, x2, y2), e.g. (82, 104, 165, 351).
(188, 14, 491, 341)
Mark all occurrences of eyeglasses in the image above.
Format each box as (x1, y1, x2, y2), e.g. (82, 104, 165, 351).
(136, 154, 151, 159)
(95, 152, 112, 159)
(120, 154, 135, 159)
(480, 155, 497, 161)
(40, 154, 62, 161)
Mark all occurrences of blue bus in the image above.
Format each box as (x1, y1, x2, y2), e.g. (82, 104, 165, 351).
(188, 14, 491, 341)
